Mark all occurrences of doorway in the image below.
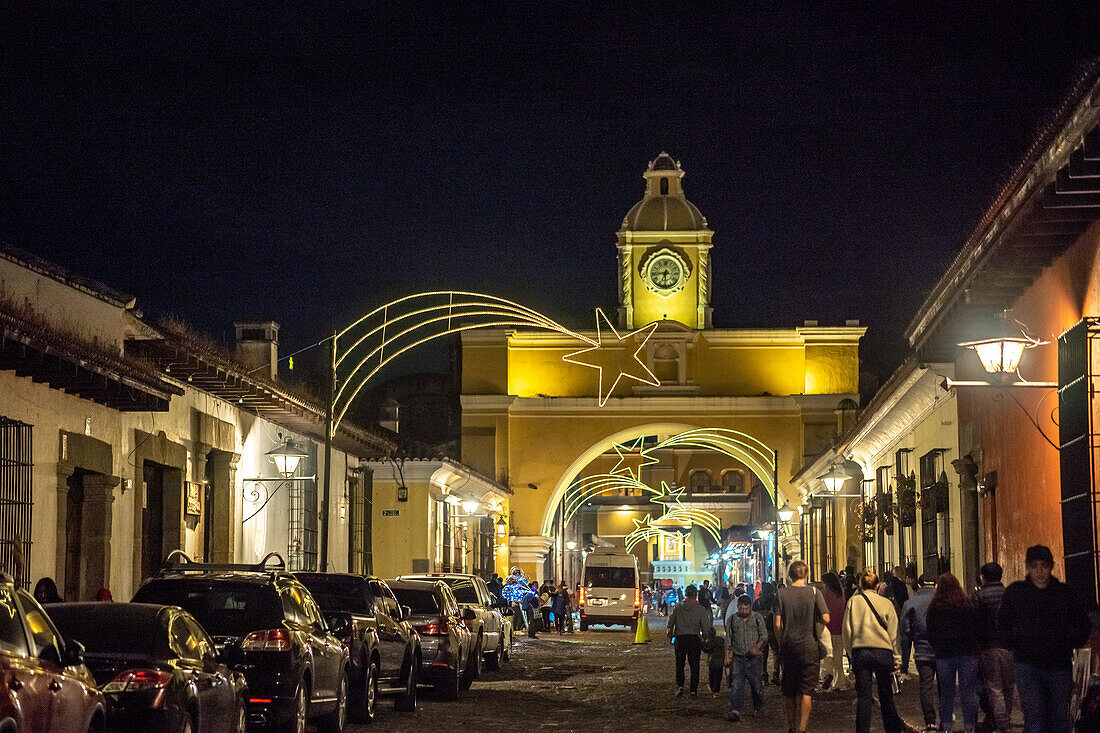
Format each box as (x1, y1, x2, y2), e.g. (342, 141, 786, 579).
(141, 462, 166, 581)
(64, 472, 85, 601)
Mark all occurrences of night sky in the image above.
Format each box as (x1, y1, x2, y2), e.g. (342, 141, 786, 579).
(3, 5, 1099, 384)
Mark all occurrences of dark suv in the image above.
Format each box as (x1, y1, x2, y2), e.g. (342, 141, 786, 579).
(293, 573, 420, 721)
(132, 552, 349, 733)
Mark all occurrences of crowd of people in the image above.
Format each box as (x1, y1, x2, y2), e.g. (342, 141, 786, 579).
(493, 568, 579, 638)
(663, 544, 1092, 733)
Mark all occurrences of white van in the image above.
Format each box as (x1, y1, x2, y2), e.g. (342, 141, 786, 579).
(579, 549, 641, 631)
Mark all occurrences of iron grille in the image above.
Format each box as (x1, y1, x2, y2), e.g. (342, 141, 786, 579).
(1058, 318, 1100, 608)
(0, 418, 32, 586)
(288, 478, 318, 572)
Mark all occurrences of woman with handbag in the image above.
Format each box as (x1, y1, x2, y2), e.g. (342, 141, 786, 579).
(841, 567, 904, 733)
(820, 572, 850, 691)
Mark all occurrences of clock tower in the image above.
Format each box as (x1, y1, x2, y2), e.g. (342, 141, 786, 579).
(617, 153, 713, 330)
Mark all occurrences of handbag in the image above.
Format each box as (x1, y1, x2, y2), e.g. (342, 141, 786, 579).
(814, 588, 833, 661)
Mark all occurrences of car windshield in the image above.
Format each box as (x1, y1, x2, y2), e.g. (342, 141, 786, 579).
(48, 606, 166, 657)
(295, 575, 373, 614)
(443, 578, 479, 604)
(132, 580, 283, 637)
(584, 566, 636, 588)
(392, 588, 440, 615)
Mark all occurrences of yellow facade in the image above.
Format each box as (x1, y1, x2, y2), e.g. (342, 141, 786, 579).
(461, 154, 865, 583)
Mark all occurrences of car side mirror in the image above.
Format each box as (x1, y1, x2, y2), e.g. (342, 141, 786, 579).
(327, 615, 348, 634)
(401, 605, 411, 621)
(462, 607, 477, 622)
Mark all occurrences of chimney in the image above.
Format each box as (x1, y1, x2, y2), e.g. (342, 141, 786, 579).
(234, 321, 279, 379)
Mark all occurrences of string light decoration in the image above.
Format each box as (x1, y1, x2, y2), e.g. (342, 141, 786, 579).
(330, 294, 661, 434)
(562, 310, 659, 408)
(609, 437, 658, 481)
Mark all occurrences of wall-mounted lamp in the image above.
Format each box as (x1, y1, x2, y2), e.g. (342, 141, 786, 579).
(954, 310, 1055, 388)
(461, 499, 480, 515)
(777, 502, 795, 523)
(495, 515, 507, 537)
(565, 540, 578, 551)
(527, 483, 538, 490)
(397, 485, 408, 502)
(817, 463, 850, 494)
(267, 436, 308, 478)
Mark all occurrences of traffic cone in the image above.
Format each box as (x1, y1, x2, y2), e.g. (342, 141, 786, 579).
(634, 612, 651, 644)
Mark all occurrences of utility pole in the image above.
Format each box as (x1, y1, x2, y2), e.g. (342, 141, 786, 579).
(320, 332, 335, 572)
(773, 449, 781, 587)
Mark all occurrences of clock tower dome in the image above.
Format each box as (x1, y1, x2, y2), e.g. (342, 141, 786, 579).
(617, 153, 713, 329)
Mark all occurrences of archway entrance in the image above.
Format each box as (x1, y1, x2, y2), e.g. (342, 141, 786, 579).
(537, 425, 780, 589)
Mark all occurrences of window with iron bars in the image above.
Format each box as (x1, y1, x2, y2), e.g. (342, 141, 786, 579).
(0, 418, 32, 587)
(288, 478, 318, 572)
(920, 448, 951, 579)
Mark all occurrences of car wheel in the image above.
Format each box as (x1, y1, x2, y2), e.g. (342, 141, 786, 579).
(351, 660, 378, 723)
(485, 635, 503, 671)
(460, 640, 481, 690)
(286, 682, 307, 733)
(436, 659, 460, 700)
(394, 656, 418, 712)
(317, 671, 347, 733)
(232, 699, 247, 733)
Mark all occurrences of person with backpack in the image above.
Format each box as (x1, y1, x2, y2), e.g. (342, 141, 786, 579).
(842, 567, 903, 733)
(667, 584, 714, 697)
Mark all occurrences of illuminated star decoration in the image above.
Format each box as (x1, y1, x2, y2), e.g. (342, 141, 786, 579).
(562, 309, 660, 407)
(652, 481, 686, 507)
(609, 437, 658, 481)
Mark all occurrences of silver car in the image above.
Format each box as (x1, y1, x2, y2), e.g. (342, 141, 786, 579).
(388, 579, 478, 700)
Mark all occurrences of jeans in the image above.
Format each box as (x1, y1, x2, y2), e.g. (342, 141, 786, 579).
(1015, 662, 1071, 733)
(901, 636, 913, 675)
(729, 654, 764, 712)
(980, 647, 1015, 731)
(937, 655, 979, 731)
(525, 607, 538, 637)
(852, 648, 903, 733)
(709, 665, 723, 693)
(914, 658, 938, 726)
(674, 635, 702, 692)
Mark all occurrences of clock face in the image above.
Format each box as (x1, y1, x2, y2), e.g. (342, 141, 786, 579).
(649, 256, 682, 290)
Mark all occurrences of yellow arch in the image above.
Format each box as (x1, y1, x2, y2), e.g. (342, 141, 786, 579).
(539, 423, 777, 536)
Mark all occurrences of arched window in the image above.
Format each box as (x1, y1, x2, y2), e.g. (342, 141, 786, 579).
(690, 470, 711, 494)
(721, 470, 744, 493)
(660, 178, 669, 196)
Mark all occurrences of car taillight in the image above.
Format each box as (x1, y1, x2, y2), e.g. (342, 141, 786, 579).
(415, 619, 448, 636)
(103, 669, 173, 693)
(634, 588, 641, 608)
(241, 628, 293, 651)
(579, 587, 586, 606)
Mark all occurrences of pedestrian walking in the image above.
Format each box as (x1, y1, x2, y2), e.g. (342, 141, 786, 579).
(553, 584, 569, 634)
(725, 594, 767, 721)
(999, 544, 1090, 733)
(842, 567, 903, 733)
(699, 579, 715, 612)
(776, 560, 830, 733)
(974, 562, 1014, 733)
(753, 582, 780, 686)
(820, 571, 849, 691)
(900, 572, 938, 731)
(886, 565, 913, 676)
(539, 584, 553, 630)
(926, 573, 980, 733)
(702, 626, 726, 697)
(522, 581, 540, 637)
(667, 584, 714, 697)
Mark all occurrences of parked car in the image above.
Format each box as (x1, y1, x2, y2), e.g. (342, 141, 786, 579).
(0, 574, 105, 733)
(293, 573, 420, 721)
(132, 552, 349, 733)
(49, 602, 248, 733)
(388, 579, 476, 699)
(399, 573, 511, 670)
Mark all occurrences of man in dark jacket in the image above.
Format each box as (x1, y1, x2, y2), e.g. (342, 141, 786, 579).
(975, 562, 1013, 733)
(999, 545, 1090, 733)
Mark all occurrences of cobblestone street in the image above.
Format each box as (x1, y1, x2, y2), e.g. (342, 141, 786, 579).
(354, 614, 977, 733)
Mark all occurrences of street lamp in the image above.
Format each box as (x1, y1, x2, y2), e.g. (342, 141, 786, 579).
(817, 463, 850, 494)
(565, 540, 577, 551)
(267, 437, 308, 478)
(778, 502, 795, 523)
(461, 499, 480, 515)
(495, 515, 507, 537)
